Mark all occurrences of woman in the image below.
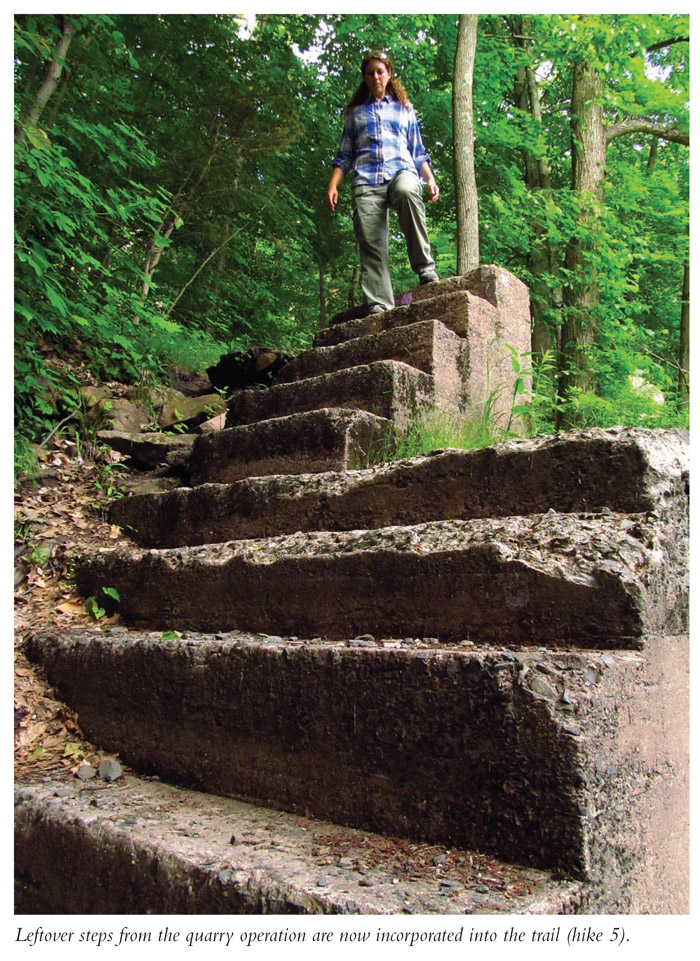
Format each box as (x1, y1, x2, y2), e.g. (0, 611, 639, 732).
(326, 50, 440, 314)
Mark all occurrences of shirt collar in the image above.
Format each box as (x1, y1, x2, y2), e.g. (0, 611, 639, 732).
(365, 93, 394, 105)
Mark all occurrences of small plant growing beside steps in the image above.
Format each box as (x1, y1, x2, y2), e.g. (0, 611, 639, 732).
(85, 586, 120, 621)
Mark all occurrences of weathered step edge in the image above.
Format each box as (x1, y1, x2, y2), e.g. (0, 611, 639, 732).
(189, 408, 392, 486)
(325, 264, 506, 327)
(15, 776, 584, 915)
(277, 319, 464, 410)
(401, 264, 531, 312)
(322, 264, 528, 342)
(77, 514, 685, 647)
(111, 427, 689, 549)
(225, 361, 434, 434)
(23, 630, 689, 913)
(315, 290, 498, 350)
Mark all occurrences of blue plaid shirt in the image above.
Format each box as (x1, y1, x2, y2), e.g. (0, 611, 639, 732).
(332, 94, 431, 186)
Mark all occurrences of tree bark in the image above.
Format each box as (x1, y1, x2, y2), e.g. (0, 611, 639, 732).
(319, 263, 327, 328)
(678, 255, 689, 410)
(646, 137, 659, 174)
(607, 118, 689, 146)
(15, 18, 77, 144)
(557, 63, 606, 426)
(453, 14, 479, 273)
(510, 15, 559, 359)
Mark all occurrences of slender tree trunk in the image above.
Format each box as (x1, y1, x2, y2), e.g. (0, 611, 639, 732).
(319, 263, 327, 328)
(678, 256, 689, 409)
(165, 196, 274, 319)
(15, 18, 77, 144)
(557, 62, 606, 427)
(213, 220, 230, 306)
(45, 70, 72, 129)
(453, 14, 479, 273)
(646, 137, 659, 174)
(135, 128, 221, 316)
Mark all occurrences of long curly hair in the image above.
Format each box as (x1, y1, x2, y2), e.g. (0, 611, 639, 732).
(346, 50, 411, 111)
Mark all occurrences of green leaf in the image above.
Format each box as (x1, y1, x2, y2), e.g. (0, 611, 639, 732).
(25, 124, 51, 151)
(152, 317, 181, 332)
(44, 285, 68, 317)
(85, 596, 106, 620)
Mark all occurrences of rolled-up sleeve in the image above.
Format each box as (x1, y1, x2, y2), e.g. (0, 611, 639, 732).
(406, 107, 430, 174)
(333, 113, 355, 174)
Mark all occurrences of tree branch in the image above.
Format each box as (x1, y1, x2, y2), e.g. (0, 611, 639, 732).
(631, 36, 689, 57)
(633, 340, 687, 377)
(38, 405, 81, 449)
(164, 195, 276, 317)
(606, 119, 689, 146)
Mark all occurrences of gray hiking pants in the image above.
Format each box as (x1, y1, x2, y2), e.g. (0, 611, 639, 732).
(352, 170, 435, 311)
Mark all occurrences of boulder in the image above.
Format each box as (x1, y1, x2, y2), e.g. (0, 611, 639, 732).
(90, 397, 152, 434)
(169, 368, 213, 397)
(158, 393, 226, 429)
(96, 430, 196, 469)
(197, 412, 226, 434)
(124, 385, 184, 411)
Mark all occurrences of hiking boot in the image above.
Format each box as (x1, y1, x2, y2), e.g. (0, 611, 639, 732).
(419, 269, 439, 285)
(367, 304, 385, 315)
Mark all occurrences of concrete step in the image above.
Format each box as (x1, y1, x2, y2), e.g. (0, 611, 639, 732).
(225, 361, 433, 434)
(23, 629, 689, 913)
(110, 427, 689, 549)
(187, 408, 392, 486)
(399, 264, 531, 313)
(277, 320, 463, 410)
(315, 289, 498, 351)
(76, 512, 684, 647)
(312, 268, 530, 424)
(323, 265, 527, 346)
(15, 774, 584, 914)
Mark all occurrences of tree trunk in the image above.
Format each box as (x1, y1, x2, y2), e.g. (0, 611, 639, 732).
(453, 14, 479, 273)
(646, 137, 659, 174)
(557, 62, 606, 427)
(678, 257, 689, 409)
(511, 15, 559, 360)
(213, 220, 230, 306)
(135, 127, 222, 316)
(319, 263, 327, 328)
(15, 18, 77, 144)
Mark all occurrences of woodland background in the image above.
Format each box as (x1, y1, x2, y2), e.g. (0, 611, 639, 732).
(14, 13, 690, 477)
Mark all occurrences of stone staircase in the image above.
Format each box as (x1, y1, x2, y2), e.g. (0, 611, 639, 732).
(16, 267, 689, 915)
